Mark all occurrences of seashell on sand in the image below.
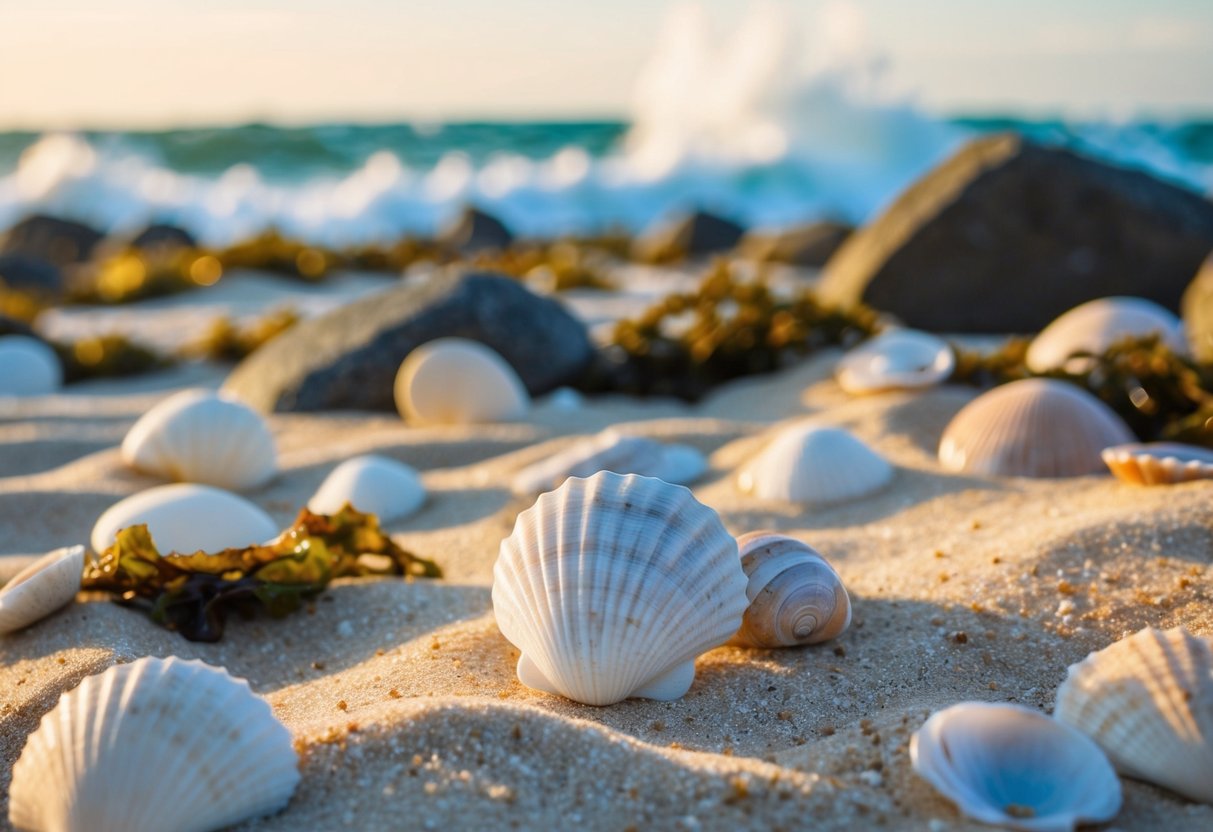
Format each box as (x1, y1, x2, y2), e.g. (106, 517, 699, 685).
(308, 454, 426, 521)
(493, 471, 748, 705)
(121, 389, 277, 491)
(510, 429, 708, 496)
(394, 337, 529, 426)
(835, 329, 955, 395)
(1026, 296, 1188, 373)
(0, 335, 62, 396)
(91, 483, 278, 554)
(1054, 626, 1213, 804)
(738, 424, 893, 504)
(938, 378, 1135, 478)
(731, 532, 850, 648)
(0, 546, 84, 635)
(9, 656, 299, 832)
(1101, 442, 1213, 486)
(911, 702, 1122, 831)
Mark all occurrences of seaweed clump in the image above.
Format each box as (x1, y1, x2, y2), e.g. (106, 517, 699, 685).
(79, 249, 223, 304)
(53, 335, 171, 383)
(600, 261, 879, 399)
(81, 504, 441, 641)
(185, 307, 301, 361)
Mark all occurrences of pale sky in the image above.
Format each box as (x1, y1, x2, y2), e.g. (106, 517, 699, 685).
(0, 0, 1210, 128)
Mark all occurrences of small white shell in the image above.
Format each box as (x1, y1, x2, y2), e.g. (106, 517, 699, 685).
(0, 546, 84, 635)
(732, 532, 850, 648)
(308, 455, 426, 521)
(738, 424, 893, 504)
(1054, 627, 1213, 804)
(493, 472, 748, 706)
(9, 656, 299, 832)
(121, 389, 277, 491)
(1027, 296, 1188, 372)
(91, 483, 278, 554)
(938, 379, 1135, 478)
(835, 329, 955, 395)
(1101, 442, 1213, 486)
(911, 702, 1122, 831)
(394, 337, 529, 426)
(510, 429, 708, 496)
(0, 336, 62, 397)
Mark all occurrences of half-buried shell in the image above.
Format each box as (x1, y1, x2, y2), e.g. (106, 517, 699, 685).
(738, 424, 893, 504)
(1026, 296, 1187, 373)
(394, 337, 529, 426)
(835, 329, 955, 395)
(0, 546, 84, 635)
(1101, 442, 1213, 486)
(91, 483, 278, 554)
(510, 429, 707, 496)
(308, 454, 427, 521)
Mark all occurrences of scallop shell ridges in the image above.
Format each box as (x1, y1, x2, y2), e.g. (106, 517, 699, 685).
(394, 337, 529, 426)
(1101, 442, 1213, 486)
(738, 424, 893, 504)
(493, 471, 748, 705)
(0, 546, 84, 635)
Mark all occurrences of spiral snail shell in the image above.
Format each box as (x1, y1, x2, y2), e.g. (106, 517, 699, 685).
(732, 532, 851, 648)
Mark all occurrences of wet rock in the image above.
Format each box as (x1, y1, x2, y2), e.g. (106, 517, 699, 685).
(818, 134, 1213, 333)
(1183, 255, 1213, 363)
(129, 223, 197, 252)
(739, 221, 853, 268)
(437, 207, 514, 254)
(0, 214, 104, 268)
(633, 210, 746, 262)
(223, 270, 593, 412)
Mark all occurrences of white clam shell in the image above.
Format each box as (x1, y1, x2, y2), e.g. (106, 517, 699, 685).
(1054, 626, 1213, 804)
(938, 379, 1135, 478)
(91, 483, 278, 554)
(493, 472, 748, 706)
(510, 429, 708, 496)
(738, 424, 893, 504)
(1027, 296, 1188, 373)
(9, 656, 299, 832)
(1101, 442, 1213, 486)
(0, 335, 62, 396)
(0, 546, 84, 635)
(911, 702, 1122, 831)
(835, 329, 955, 395)
(308, 454, 426, 521)
(121, 389, 277, 491)
(394, 337, 529, 426)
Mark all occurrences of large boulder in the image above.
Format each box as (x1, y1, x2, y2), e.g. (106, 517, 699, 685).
(633, 210, 745, 262)
(129, 223, 197, 252)
(739, 221, 853, 268)
(0, 254, 64, 297)
(817, 134, 1213, 333)
(437, 207, 514, 254)
(1184, 255, 1213, 363)
(223, 270, 594, 412)
(0, 214, 104, 267)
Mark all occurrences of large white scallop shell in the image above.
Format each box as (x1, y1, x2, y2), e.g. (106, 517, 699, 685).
(835, 329, 955, 395)
(9, 656, 300, 832)
(121, 389, 277, 491)
(394, 337, 529, 426)
(0, 546, 84, 635)
(91, 483, 278, 554)
(0, 335, 62, 396)
(510, 429, 708, 496)
(911, 702, 1122, 831)
(308, 454, 426, 521)
(1054, 626, 1213, 804)
(1026, 296, 1188, 372)
(492, 471, 748, 706)
(737, 424, 893, 504)
(938, 379, 1135, 478)
(1101, 442, 1213, 486)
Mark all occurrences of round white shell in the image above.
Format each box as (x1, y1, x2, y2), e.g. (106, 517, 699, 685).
(9, 656, 300, 832)
(121, 389, 277, 491)
(91, 483, 278, 554)
(1101, 442, 1213, 486)
(938, 379, 1136, 478)
(0, 546, 84, 635)
(394, 337, 529, 426)
(737, 424, 893, 504)
(911, 702, 1122, 831)
(1054, 627, 1213, 804)
(510, 429, 708, 496)
(0, 336, 62, 397)
(1026, 296, 1188, 372)
(493, 471, 748, 706)
(308, 454, 426, 521)
(836, 329, 955, 395)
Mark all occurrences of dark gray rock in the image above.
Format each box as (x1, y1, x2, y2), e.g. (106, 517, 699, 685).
(130, 223, 197, 251)
(437, 207, 513, 254)
(633, 210, 745, 262)
(0, 254, 64, 296)
(1183, 254, 1213, 363)
(0, 315, 36, 338)
(740, 221, 853, 268)
(0, 214, 103, 267)
(818, 134, 1213, 333)
(223, 270, 593, 412)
